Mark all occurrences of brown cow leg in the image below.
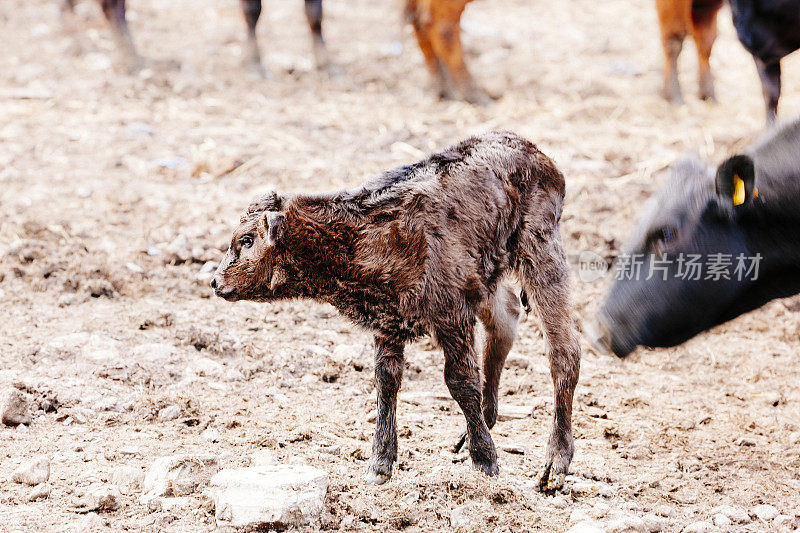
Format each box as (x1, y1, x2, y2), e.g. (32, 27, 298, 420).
(454, 282, 519, 453)
(691, 11, 718, 101)
(409, 13, 449, 98)
(100, 0, 140, 73)
(240, 0, 267, 77)
(427, 19, 487, 103)
(661, 34, 684, 104)
(755, 58, 781, 126)
(438, 318, 498, 477)
(364, 337, 405, 484)
(304, 0, 329, 70)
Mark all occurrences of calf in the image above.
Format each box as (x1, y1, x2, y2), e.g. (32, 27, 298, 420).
(405, 0, 487, 103)
(63, 0, 328, 75)
(211, 132, 581, 490)
(594, 115, 800, 357)
(655, 0, 724, 103)
(729, 0, 800, 124)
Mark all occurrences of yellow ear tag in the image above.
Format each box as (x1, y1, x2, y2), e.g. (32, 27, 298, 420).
(733, 174, 745, 206)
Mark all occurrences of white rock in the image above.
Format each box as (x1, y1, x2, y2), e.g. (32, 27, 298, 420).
(72, 512, 106, 532)
(570, 510, 592, 524)
(185, 357, 224, 379)
(208, 465, 328, 529)
(157, 405, 182, 421)
(111, 466, 144, 492)
(711, 504, 750, 524)
(570, 479, 615, 498)
(224, 368, 245, 382)
(331, 344, 361, 365)
(41, 332, 90, 359)
(682, 521, 715, 533)
(142, 455, 220, 498)
(132, 343, 176, 362)
(653, 504, 675, 518)
(505, 353, 531, 369)
(81, 335, 121, 363)
(712, 514, 731, 527)
(11, 457, 50, 485)
(201, 428, 222, 442)
(497, 404, 532, 421)
(567, 522, 606, 533)
(1, 388, 32, 425)
(81, 485, 121, 511)
(301, 374, 317, 385)
(450, 504, 471, 529)
(774, 515, 796, 528)
(250, 450, 277, 467)
(28, 483, 51, 501)
(753, 504, 779, 521)
(607, 515, 647, 533)
(642, 514, 665, 532)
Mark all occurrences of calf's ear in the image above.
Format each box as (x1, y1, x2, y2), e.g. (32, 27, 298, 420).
(265, 212, 286, 246)
(716, 155, 757, 207)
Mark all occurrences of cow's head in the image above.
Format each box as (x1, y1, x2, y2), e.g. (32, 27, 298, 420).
(211, 192, 291, 302)
(595, 154, 761, 357)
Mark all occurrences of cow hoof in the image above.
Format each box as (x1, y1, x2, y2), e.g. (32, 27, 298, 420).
(472, 458, 499, 477)
(363, 470, 391, 485)
(537, 463, 566, 494)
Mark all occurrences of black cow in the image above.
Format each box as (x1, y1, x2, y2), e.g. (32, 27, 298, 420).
(595, 115, 800, 357)
(730, 0, 800, 125)
(63, 0, 327, 75)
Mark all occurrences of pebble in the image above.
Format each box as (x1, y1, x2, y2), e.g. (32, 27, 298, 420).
(712, 514, 731, 527)
(642, 514, 665, 532)
(11, 457, 50, 485)
(73, 512, 106, 532)
(208, 464, 329, 529)
(567, 521, 606, 533)
(81, 485, 121, 511)
(1, 388, 32, 425)
(653, 504, 675, 518)
(505, 353, 531, 369)
(570, 510, 592, 524)
(250, 450, 277, 467)
(142, 454, 220, 498)
(497, 404, 532, 421)
(450, 504, 471, 529)
(111, 466, 144, 492)
(28, 483, 51, 501)
(682, 521, 715, 533)
(753, 504, 779, 521)
(570, 479, 615, 498)
(132, 343, 176, 362)
(735, 436, 757, 447)
(185, 357, 225, 379)
(157, 405, 182, 422)
(607, 514, 647, 533)
(711, 504, 750, 524)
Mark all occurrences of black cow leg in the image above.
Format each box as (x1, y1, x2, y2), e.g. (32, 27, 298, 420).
(240, 0, 268, 77)
(755, 58, 781, 126)
(100, 0, 140, 73)
(304, 0, 329, 69)
(365, 337, 405, 484)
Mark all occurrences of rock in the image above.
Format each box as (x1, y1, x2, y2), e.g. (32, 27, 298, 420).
(224, 368, 245, 382)
(607, 515, 647, 533)
(497, 404, 532, 421)
(550, 495, 569, 509)
(208, 464, 329, 529)
(570, 510, 592, 524)
(41, 332, 90, 359)
(711, 504, 750, 524)
(142, 455, 220, 498)
(642, 514, 665, 532)
(653, 504, 675, 518)
(568, 522, 606, 533)
(1, 388, 32, 425)
(366, 409, 377, 423)
(132, 343, 176, 362)
(111, 466, 144, 492)
(712, 514, 731, 527)
(300, 374, 317, 385)
(331, 344, 361, 365)
(450, 504, 471, 529)
(682, 521, 715, 533)
(570, 479, 615, 498)
(28, 483, 51, 501)
(145, 496, 192, 512)
(753, 504, 779, 521)
(157, 405, 182, 422)
(774, 515, 796, 528)
(201, 428, 222, 442)
(505, 353, 531, 369)
(250, 450, 277, 467)
(735, 436, 757, 447)
(81, 485, 121, 511)
(72, 512, 106, 532)
(185, 357, 224, 379)
(11, 457, 50, 485)
(81, 336, 121, 363)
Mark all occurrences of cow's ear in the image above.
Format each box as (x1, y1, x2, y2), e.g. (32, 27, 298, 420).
(716, 155, 758, 207)
(265, 212, 286, 246)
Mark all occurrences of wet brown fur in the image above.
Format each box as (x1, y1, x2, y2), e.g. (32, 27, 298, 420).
(212, 132, 580, 489)
(656, 0, 724, 103)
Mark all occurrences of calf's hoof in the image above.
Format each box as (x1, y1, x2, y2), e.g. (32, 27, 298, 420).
(364, 458, 393, 485)
(471, 457, 499, 477)
(537, 463, 566, 493)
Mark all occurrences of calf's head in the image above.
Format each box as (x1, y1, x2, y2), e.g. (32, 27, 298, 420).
(211, 193, 290, 302)
(595, 155, 761, 357)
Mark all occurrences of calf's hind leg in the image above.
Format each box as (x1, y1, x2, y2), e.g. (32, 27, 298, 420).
(518, 232, 580, 492)
(454, 283, 520, 453)
(438, 319, 498, 476)
(304, 0, 329, 69)
(365, 337, 405, 484)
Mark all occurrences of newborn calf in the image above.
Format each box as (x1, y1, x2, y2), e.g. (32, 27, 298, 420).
(212, 132, 580, 490)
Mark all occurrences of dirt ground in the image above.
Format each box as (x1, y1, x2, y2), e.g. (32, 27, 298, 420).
(1, 0, 799, 531)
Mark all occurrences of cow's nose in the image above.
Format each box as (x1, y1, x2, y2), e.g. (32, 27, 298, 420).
(210, 278, 217, 290)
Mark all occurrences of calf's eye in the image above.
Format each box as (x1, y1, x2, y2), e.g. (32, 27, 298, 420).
(239, 236, 254, 248)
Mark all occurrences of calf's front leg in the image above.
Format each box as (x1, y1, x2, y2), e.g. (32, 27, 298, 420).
(364, 337, 405, 484)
